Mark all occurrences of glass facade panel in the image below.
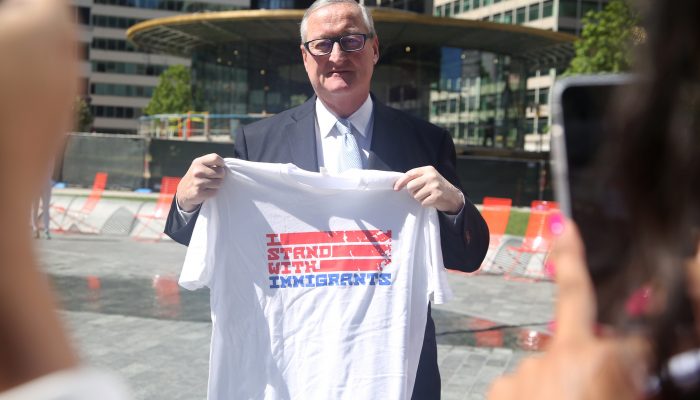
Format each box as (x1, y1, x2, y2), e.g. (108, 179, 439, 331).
(92, 105, 139, 119)
(92, 61, 168, 76)
(92, 15, 143, 29)
(582, 0, 601, 16)
(543, 0, 553, 18)
(516, 7, 526, 23)
(92, 38, 138, 52)
(92, 83, 154, 98)
(461, 0, 470, 12)
(559, 0, 579, 17)
(529, 3, 540, 21)
(503, 11, 512, 24)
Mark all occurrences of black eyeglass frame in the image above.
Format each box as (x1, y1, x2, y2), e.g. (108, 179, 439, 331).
(303, 33, 373, 56)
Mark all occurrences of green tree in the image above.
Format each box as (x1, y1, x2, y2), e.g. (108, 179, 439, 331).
(74, 96, 93, 132)
(565, 0, 640, 75)
(144, 65, 193, 115)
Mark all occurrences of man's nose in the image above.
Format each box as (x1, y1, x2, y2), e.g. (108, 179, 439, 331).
(328, 41, 345, 61)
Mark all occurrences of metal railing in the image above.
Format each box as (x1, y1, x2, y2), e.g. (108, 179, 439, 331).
(137, 112, 269, 141)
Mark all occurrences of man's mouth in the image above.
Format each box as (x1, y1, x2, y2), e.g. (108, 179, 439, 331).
(327, 70, 351, 76)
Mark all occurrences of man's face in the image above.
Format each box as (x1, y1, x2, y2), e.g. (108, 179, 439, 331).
(301, 3, 379, 106)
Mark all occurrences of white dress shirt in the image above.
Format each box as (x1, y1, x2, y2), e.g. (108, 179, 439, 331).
(314, 95, 373, 174)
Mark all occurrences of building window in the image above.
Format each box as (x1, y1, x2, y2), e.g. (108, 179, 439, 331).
(529, 3, 540, 21)
(538, 88, 549, 105)
(559, 0, 579, 17)
(92, 105, 140, 119)
(525, 118, 535, 133)
(526, 89, 536, 105)
(74, 6, 90, 25)
(516, 7, 526, 23)
(483, 0, 492, 5)
(444, 2, 452, 17)
(503, 10, 513, 24)
(543, 0, 554, 18)
(434, 5, 442, 16)
(582, 0, 601, 16)
(538, 118, 549, 133)
(92, 61, 168, 76)
(493, 13, 502, 22)
(92, 38, 139, 52)
(91, 83, 155, 98)
(92, 15, 144, 29)
(449, 98, 458, 113)
(473, 0, 481, 9)
(461, 0, 470, 12)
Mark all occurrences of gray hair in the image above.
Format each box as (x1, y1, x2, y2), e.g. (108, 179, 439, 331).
(300, 0, 376, 43)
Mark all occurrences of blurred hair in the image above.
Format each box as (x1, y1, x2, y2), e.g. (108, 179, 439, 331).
(602, 0, 700, 398)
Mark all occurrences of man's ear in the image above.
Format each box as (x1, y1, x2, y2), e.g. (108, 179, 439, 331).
(300, 44, 307, 63)
(372, 36, 379, 64)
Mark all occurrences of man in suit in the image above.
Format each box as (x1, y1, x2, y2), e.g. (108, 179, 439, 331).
(165, 0, 489, 397)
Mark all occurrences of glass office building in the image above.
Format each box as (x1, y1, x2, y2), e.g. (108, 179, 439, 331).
(432, 0, 609, 150)
(71, 0, 249, 134)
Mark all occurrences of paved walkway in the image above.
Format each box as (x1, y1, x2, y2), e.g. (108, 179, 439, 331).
(36, 191, 556, 399)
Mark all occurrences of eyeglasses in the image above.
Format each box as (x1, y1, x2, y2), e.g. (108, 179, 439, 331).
(303, 33, 370, 56)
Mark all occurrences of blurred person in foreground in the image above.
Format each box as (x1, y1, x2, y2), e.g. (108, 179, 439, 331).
(489, 1, 700, 399)
(0, 0, 129, 398)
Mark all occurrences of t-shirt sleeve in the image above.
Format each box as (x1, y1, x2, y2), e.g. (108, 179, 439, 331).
(179, 199, 219, 290)
(426, 208, 454, 304)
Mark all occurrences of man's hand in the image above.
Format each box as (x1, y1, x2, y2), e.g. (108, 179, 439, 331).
(176, 154, 226, 212)
(393, 166, 464, 214)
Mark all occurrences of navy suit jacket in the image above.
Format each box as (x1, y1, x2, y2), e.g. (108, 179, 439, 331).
(164, 96, 489, 399)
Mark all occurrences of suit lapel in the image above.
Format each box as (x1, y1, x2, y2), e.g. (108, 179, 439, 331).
(286, 97, 320, 172)
(368, 99, 402, 172)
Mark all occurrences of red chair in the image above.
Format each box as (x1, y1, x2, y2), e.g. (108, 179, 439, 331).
(132, 176, 181, 240)
(482, 197, 512, 243)
(504, 200, 559, 280)
(478, 197, 514, 271)
(52, 172, 108, 233)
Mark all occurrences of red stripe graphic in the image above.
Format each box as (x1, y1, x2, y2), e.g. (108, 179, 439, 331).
(319, 258, 389, 272)
(266, 230, 391, 246)
(331, 244, 391, 258)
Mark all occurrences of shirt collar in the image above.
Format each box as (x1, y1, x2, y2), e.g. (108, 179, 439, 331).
(316, 95, 373, 139)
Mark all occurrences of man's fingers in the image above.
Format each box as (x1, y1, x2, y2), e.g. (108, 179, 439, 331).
(198, 177, 223, 190)
(393, 170, 420, 191)
(551, 218, 597, 344)
(194, 165, 225, 179)
(198, 153, 224, 167)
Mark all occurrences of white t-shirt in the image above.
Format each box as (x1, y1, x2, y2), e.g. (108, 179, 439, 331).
(180, 159, 452, 400)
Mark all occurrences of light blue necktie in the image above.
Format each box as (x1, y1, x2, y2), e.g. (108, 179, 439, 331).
(335, 118, 362, 172)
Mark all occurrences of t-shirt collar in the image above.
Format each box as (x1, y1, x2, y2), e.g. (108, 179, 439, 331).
(316, 95, 373, 139)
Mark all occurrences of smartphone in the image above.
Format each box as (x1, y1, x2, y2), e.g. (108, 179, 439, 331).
(550, 74, 635, 319)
